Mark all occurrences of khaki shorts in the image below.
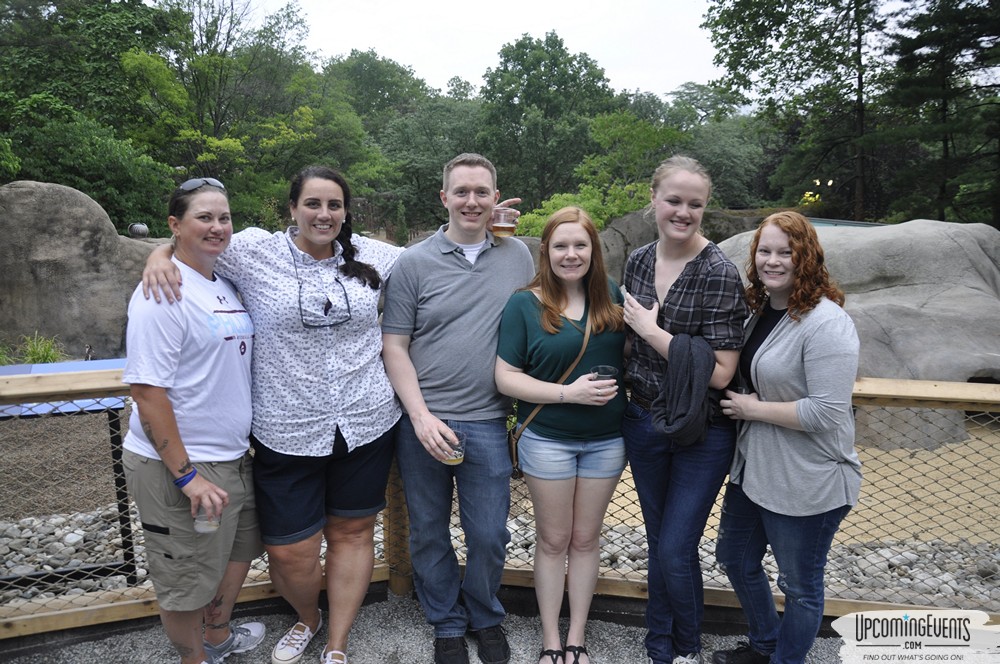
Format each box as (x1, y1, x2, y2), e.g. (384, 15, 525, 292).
(124, 449, 263, 612)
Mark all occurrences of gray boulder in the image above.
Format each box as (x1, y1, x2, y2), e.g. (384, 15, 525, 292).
(600, 210, 658, 283)
(0, 181, 162, 359)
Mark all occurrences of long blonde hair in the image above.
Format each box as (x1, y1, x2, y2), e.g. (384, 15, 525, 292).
(525, 207, 624, 334)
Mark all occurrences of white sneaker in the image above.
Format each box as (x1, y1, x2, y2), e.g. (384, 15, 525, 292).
(272, 616, 323, 664)
(204, 622, 266, 661)
(673, 654, 702, 664)
(320, 650, 348, 663)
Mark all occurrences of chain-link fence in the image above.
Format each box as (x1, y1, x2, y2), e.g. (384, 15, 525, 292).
(1, 371, 998, 640)
(501, 404, 1000, 614)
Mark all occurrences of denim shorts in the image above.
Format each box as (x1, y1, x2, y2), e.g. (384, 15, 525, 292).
(517, 427, 626, 480)
(251, 425, 396, 546)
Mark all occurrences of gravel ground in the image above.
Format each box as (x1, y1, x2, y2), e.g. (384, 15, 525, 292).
(3, 593, 845, 663)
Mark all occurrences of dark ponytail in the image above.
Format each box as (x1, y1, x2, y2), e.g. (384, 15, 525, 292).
(289, 165, 381, 290)
(336, 213, 381, 289)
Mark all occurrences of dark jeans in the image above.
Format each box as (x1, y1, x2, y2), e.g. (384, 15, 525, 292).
(716, 482, 851, 664)
(622, 401, 736, 662)
(395, 415, 511, 637)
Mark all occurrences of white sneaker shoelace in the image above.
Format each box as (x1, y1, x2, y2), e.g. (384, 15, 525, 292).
(277, 624, 313, 649)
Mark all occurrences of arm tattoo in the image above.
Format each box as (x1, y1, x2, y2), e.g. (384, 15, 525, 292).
(178, 458, 193, 475)
(140, 420, 170, 452)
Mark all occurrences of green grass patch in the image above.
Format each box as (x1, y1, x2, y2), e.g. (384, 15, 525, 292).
(2, 332, 70, 365)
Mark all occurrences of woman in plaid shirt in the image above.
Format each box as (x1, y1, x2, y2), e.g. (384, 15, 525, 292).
(621, 156, 748, 664)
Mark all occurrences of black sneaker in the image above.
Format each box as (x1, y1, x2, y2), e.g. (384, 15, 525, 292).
(435, 636, 470, 664)
(471, 625, 511, 664)
(712, 642, 771, 664)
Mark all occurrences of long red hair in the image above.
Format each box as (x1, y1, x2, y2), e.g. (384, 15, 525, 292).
(745, 211, 845, 320)
(526, 207, 624, 334)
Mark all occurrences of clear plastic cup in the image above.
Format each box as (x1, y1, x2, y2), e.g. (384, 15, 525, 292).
(590, 365, 619, 381)
(441, 430, 467, 465)
(490, 207, 518, 237)
(194, 506, 221, 534)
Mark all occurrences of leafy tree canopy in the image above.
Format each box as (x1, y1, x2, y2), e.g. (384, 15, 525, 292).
(479, 31, 618, 208)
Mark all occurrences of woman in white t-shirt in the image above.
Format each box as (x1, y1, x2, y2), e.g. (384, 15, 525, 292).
(123, 178, 264, 664)
(142, 166, 404, 664)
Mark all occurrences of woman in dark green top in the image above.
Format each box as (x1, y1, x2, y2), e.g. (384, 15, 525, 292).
(496, 207, 626, 664)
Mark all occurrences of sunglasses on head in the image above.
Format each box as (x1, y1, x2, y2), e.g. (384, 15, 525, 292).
(178, 177, 226, 192)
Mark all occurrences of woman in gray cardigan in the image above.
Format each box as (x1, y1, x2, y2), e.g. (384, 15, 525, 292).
(712, 211, 861, 664)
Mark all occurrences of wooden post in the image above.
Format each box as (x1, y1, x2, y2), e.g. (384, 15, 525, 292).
(384, 460, 413, 596)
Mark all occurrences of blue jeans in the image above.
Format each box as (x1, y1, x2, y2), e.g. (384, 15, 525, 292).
(395, 415, 512, 637)
(716, 482, 850, 664)
(622, 401, 736, 663)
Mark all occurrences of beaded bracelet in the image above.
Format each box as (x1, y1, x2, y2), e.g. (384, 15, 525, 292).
(173, 467, 197, 488)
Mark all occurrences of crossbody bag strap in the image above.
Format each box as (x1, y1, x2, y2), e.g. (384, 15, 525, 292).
(512, 312, 593, 441)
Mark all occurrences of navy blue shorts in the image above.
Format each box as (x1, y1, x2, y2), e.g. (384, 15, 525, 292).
(251, 425, 396, 545)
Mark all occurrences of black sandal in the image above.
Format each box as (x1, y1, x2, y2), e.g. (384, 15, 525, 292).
(564, 644, 588, 664)
(539, 647, 564, 664)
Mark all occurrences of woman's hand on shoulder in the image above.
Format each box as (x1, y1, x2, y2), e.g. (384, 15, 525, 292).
(142, 244, 183, 304)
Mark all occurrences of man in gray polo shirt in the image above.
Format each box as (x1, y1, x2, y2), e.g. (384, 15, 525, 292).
(382, 153, 535, 664)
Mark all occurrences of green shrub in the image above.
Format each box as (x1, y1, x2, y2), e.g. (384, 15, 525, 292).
(515, 183, 647, 237)
(16, 333, 68, 364)
(0, 343, 14, 366)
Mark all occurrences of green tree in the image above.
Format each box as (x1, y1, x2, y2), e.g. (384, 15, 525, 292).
(575, 111, 683, 191)
(617, 90, 670, 124)
(380, 95, 483, 232)
(0, 136, 18, 179)
(883, 0, 1000, 226)
(119, 47, 195, 156)
(516, 183, 647, 237)
(0, 0, 180, 130)
(479, 31, 618, 208)
(154, 0, 313, 139)
(764, 92, 864, 216)
(704, 0, 890, 219)
(687, 115, 770, 209)
(6, 96, 174, 232)
(234, 1, 315, 120)
(323, 49, 432, 139)
(446, 76, 476, 101)
(664, 82, 743, 131)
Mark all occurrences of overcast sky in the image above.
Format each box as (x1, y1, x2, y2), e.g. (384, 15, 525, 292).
(254, 0, 722, 99)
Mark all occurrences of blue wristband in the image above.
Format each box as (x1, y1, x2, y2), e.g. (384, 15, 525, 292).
(173, 467, 197, 488)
